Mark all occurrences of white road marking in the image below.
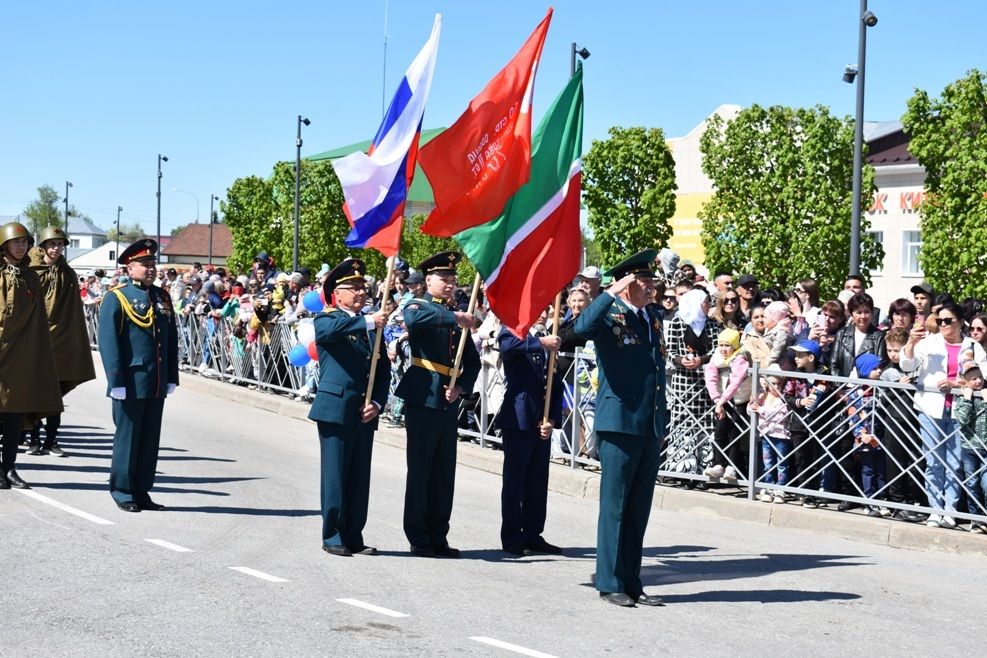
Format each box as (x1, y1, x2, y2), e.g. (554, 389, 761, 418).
(145, 539, 194, 553)
(15, 489, 114, 526)
(469, 636, 558, 658)
(336, 598, 410, 618)
(228, 567, 288, 583)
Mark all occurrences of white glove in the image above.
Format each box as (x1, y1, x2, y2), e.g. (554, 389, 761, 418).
(110, 387, 126, 400)
(166, 383, 177, 396)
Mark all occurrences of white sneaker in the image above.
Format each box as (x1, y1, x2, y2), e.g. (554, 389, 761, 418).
(926, 514, 942, 528)
(723, 466, 738, 482)
(772, 491, 787, 504)
(879, 507, 892, 518)
(296, 385, 311, 397)
(197, 363, 208, 374)
(757, 489, 773, 503)
(940, 515, 957, 529)
(703, 465, 725, 480)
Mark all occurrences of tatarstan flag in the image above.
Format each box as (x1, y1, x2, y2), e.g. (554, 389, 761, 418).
(418, 8, 552, 237)
(455, 66, 583, 337)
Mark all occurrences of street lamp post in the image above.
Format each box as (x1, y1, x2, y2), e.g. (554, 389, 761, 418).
(116, 206, 123, 264)
(209, 194, 220, 267)
(156, 154, 168, 250)
(570, 42, 590, 76)
(294, 115, 310, 273)
(64, 181, 73, 228)
(847, 1, 878, 276)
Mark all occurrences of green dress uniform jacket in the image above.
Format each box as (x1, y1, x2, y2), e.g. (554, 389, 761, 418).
(575, 291, 668, 597)
(307, 308, 391, 550)
(98, 281, 179, 505)
(395, 296, 481, 550)
(29, 247, 96, 390)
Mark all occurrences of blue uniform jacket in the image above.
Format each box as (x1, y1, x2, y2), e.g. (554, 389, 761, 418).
(574, 293, 668, 438)
(97, 282, 179, 399)
(495, 327, 563, 432)
(307, 308, 391, 429)
(394, 296, 480, 410)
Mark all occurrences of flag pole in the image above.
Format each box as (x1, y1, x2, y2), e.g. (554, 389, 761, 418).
(448, 271, 481, 391)
(541, 289, 563, 427)
(364, 254, 397, 407)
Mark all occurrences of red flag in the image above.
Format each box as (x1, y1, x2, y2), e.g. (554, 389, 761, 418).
(418, 8, 552, 237)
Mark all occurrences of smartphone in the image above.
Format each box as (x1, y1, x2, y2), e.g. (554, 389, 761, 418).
(815, 314, 827, 328)
(915, 313, 926, 327)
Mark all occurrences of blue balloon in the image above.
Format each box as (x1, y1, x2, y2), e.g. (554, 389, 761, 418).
(288, 344, 311, 367)
(303, 290, 324, 313)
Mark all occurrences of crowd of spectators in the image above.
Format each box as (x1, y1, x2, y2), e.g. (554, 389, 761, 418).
(79, 248, 987, 534)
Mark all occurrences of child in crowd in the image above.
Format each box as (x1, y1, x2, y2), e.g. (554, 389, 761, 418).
(783, 340, 833, 508)
(749, 368, 792, 503)
(845, 352, 889, 516)
(877, 327, 926, 521)
(954, 360, 987, 533)
(703, 328, 752, 482)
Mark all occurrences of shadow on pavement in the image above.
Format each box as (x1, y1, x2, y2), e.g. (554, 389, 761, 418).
(36, 482, 230, 496)
(163, 506, 320, 516)
(641, 553, 869, 588)
(660, 589, 861, 604)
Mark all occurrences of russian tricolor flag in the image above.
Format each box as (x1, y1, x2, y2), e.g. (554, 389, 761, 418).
(334, 15, 441, 256)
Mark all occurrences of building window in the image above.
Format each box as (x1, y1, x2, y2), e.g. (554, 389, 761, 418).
(869, 230, 884, 274)
(109, 251, 116, 262)
(902, 230, 922, 276)
(70, 239, 80, 248)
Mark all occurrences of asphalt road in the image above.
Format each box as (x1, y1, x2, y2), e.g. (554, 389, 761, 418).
(3, 373, 985, 657)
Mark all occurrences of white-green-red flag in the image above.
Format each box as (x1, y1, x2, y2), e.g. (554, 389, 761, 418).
(455, 66, 584, 337)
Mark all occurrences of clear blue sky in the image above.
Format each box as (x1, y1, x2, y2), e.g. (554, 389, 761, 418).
(1, 0, 983, 235)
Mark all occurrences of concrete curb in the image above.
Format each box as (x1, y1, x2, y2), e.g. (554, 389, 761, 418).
(176, 370, 987, 558)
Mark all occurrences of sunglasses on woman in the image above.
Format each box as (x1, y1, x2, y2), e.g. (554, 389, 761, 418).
(936, 317, 956, 326)
(723, 297, 738, 304)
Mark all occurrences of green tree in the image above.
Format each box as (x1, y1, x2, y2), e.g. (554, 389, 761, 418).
(698, 104, 883, 298)
(106, 222, 147, 244)
(582, 229, 602, 268)
(582, 126, 677, 266)
(222, 175, 276, 273)
(21, 184, 63, 234)
(902, 70, 987, 299)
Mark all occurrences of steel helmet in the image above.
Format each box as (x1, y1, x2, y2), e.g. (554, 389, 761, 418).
(0, 222, 32, 250)
(38, 225, 69, 246)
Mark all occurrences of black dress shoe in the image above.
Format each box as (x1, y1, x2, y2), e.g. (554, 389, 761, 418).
(4, 470, 29, 489)
(410, 544, 435, 558)
(599, 592, 636, 607)
(0, 475, 10, 490)
(348, 545, 378, 556)
(322, 545, 353, 557)
(433, 544, 461, 558)
(631, 592, 666, 607)
(526, 538, 562, 555)
(503, 544, 533, 557)
(139, 499, 167, 511)
(837, 500, 861, 512)
(116, 501, 141, 513)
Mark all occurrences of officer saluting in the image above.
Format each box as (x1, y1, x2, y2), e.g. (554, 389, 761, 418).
(395, 251, 480, 558)
(307, 259, 390, 557)
(575, 249, 668, 607)
(98, 239, 178, 512)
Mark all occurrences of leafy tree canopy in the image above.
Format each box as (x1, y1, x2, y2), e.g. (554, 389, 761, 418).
(698, 104, 883, 299)
(902, 69, 987, 300)
(582, 126, 677, 267)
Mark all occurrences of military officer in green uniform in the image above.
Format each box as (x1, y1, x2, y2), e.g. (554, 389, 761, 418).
(98, 239, 178, 512)
(575, 249, 668, 607)
(307, 259, 390, 557)
(395, 251, 481, 558)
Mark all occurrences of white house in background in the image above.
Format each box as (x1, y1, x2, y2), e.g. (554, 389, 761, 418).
(66, 216, 108, 248)
(68, 242, 120, 273)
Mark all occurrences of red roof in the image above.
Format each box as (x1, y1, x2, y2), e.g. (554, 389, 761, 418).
(162, 223, 232, 257)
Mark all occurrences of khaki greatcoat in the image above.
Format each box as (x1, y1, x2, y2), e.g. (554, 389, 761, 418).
(0, 256, 64, 415)
(29, 247, 96, 390)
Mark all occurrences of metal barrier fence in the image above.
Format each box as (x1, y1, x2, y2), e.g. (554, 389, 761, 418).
(84, 303, 987, 528)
